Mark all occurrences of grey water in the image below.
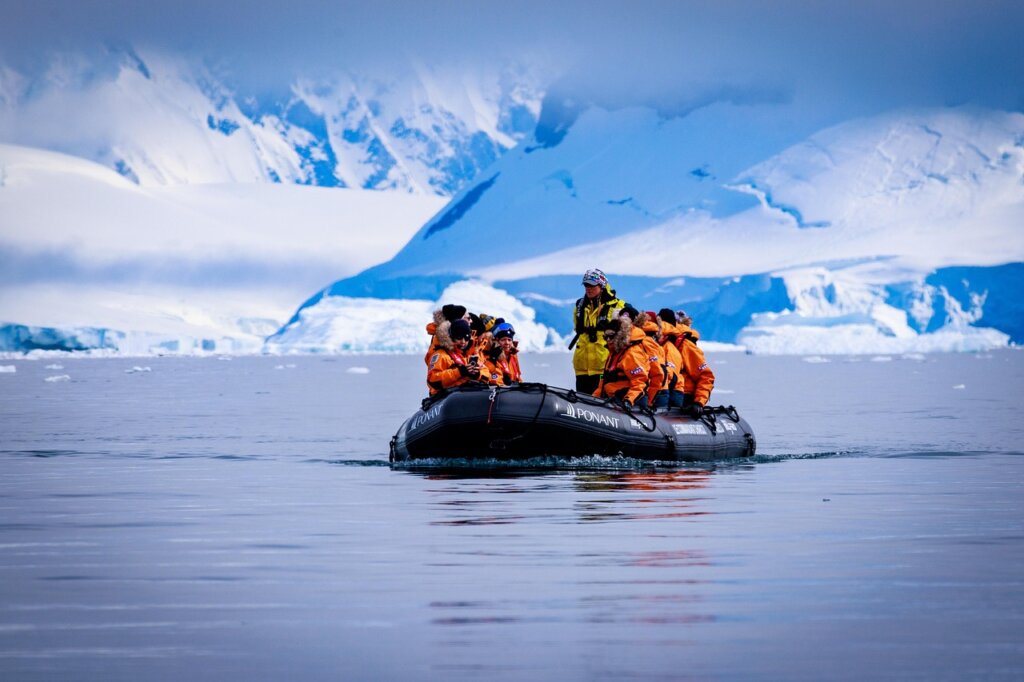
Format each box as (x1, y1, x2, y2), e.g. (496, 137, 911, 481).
(1, 350, 1022, 681)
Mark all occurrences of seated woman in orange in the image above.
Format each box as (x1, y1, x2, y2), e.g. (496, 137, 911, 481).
(592, 316, 650, 409)
(670, 313, 715, 417)
(650, 309, 686, 410)
(424, 304, 469, 368)
(619, 307, 664, 407)
(475, 331, 505, 386)
(492, 322, 522, 385)
(426, 318, 487, 396)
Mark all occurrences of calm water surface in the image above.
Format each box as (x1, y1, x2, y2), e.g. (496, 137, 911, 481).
(1, 351, 1022, 680)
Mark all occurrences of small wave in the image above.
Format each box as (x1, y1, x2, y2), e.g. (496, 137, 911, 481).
(740, 450, 855, 464)
(307, 458, 390, 466)
(391, 454, 726, 472)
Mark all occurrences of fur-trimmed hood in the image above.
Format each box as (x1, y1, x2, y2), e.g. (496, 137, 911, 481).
(604, 316, 634, 353)
(431, 309, 456, 351)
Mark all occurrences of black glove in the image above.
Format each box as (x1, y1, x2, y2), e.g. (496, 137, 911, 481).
(503, 373, 512, 385)
(686, 403, 704, 419)
(622, 398, 633, 409)
(456, 364, 471, 377)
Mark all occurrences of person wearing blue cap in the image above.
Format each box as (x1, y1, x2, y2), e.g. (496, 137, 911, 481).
(492, 322, 522, 385)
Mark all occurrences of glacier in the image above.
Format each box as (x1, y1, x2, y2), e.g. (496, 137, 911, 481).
(269, 103, 1024, 355)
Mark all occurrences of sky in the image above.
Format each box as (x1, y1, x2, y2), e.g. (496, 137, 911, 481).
(1, 0, 1023, 113)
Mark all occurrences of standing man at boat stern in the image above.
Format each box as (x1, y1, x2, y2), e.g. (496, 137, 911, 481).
(570, 268, 625, 394)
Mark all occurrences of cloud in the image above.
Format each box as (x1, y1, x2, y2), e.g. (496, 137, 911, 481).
(2, 0, 1022, 111)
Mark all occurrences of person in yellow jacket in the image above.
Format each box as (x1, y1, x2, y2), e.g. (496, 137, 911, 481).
(592, 316, 649, 408)
(426, 318, 487, 396)
(571, 268, 625, 393)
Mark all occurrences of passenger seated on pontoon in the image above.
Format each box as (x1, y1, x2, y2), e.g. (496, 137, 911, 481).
(592, 316, 649, 409)
(426, 318, 486, 396)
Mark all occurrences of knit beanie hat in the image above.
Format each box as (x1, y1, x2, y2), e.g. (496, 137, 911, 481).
(450, 318, 472, 341)
(442, 304, 467, 322)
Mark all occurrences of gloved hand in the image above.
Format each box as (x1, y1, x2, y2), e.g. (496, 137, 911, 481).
(457, 364, 480, 379)
(622, 398, 633, 409)
(686, 403, 704, 419)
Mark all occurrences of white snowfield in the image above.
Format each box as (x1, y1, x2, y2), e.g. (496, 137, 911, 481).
(0, 144, 445, 353)
(472, 108, 1024, 280)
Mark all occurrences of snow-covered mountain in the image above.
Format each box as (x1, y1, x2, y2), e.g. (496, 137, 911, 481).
(0, 48, 546, 354)
(270, 102, 1024, 355)
(0, 47, 542, 196)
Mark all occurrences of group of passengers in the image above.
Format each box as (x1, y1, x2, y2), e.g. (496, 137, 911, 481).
(425, 305, 522, 397)
(424, 267, 714, 417)
(570, 268, 714, 418)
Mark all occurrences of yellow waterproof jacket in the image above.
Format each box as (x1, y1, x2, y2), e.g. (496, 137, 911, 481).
(571, 285, 625, 376)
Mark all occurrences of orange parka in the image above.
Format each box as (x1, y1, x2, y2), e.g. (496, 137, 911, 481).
(593, 318, 650, 405)
(643, 315, 684, 395)
(426, 318, 487, 396)
(650, 318, 684, 397)
(476, 333, 515, 386)
(636, 317, 666, 404)
(671, 324, 715, 406)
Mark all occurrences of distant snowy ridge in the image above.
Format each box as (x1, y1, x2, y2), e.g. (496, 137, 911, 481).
(0, 144, 445, 354)
(0, 48, 542, 196)
(271, 105, 1024, 355)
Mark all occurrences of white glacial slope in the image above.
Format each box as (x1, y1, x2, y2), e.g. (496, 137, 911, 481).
(0, 144, 446, 353)
(272, 106, 1024, 355)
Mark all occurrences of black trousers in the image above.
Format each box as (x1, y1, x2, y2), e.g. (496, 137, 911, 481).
(575, 374, 601, 394)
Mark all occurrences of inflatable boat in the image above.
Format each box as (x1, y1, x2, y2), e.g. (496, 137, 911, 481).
(389, 383, 756, 463)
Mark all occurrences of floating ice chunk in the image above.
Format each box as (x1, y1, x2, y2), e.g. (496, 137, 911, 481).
(871, 356, 893, 362)
(45, 364, 64, 370)
(274, 364, 297, 370)
(802, 356, 830, 364)
(44, 374, 71, 382)
(346, 367, 371, 374)
(716, 389, 735, 394)
(901, 353, 926, 361)
(0, 365, 16, 373)
(952, 384, 966, 390)
(125, 366, 151, 373)
(217, 356, 233, 361)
